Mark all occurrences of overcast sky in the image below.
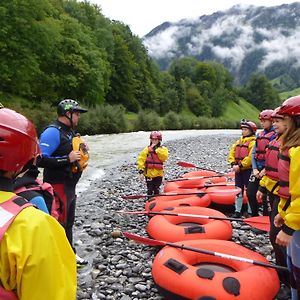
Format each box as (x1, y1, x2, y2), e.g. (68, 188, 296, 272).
(88, 0, 299, 37)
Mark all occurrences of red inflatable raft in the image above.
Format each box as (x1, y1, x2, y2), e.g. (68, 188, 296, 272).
(164, 177, 228, 192)
(144, 193, 211, 212)
(160, 185, 244, 212)
(146, 206, 232, 242)
(164, 171, 234, 192)
(182, 170, 234, 179)
(152, 239, 280, 300)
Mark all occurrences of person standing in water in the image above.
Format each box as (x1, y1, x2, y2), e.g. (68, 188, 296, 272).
(137, 131, 169, 196)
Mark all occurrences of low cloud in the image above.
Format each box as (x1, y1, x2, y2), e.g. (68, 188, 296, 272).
(143, 4, 300, 72)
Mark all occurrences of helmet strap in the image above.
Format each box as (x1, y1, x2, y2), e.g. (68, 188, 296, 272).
(64, 111, 74, 128)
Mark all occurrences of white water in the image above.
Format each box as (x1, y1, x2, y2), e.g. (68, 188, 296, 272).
(76, 129, 240, 194)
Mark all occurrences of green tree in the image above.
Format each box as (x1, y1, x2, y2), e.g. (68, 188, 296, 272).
(240, 74, 281, 109)
(0, 0, 59, 97)
(210, 88, 231, 117)
(168, 57, 198, 81)
(194, 62, 217, 88)
(186, 86, 211, 116)
(105, 23, 140, 111)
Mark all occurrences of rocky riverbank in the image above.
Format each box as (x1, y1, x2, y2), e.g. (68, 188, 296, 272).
(75, 134, 289, 300)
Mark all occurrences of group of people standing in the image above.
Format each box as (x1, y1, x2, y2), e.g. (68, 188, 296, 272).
(228, 96, 300, 299)
(0, 99, 88, 299)
(1, 94, 300, 299)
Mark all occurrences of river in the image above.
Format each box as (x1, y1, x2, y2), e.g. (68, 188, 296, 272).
(77, 129, 240, 193)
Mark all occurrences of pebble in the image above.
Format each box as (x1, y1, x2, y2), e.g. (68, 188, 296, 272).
(75, 134, 288, 299)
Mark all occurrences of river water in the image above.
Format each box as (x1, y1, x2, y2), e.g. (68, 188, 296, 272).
(77, 129, 240, 193)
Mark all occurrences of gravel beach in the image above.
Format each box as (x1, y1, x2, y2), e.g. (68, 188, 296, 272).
(74, 134, 289, 300)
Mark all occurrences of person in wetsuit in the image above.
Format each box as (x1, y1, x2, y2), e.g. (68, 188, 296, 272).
(38, 99, 88, 266)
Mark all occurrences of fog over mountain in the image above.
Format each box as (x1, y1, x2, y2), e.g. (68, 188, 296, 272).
(143, 2, 300, 89)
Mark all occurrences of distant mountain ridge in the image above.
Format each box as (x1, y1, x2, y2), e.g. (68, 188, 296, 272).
(143, 2, 300, 90)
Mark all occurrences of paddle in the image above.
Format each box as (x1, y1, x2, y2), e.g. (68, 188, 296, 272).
(118, 211, 270, 231)
(177, 161, 223, 173)
(122, 184, 240, 200)
(123, 232, 288, 272)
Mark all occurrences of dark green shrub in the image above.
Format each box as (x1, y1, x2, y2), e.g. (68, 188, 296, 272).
(134, 110, 161, 131)
(163, 111, 181, 129)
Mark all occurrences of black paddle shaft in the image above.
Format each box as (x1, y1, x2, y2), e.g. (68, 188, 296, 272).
(166, 242, 288, 272)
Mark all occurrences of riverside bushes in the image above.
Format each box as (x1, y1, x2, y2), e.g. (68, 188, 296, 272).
(0, 93, 243, 133)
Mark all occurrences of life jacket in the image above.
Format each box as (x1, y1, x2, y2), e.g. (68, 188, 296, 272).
(145, 147, 163, 170)
(277, 148, 290, 200)
(255, 130, 275, 160)
(13, 178, 62, 220)
(234, 140, 251, 163)
(264, 138, 281, 181)
(71, 134, 89, 173)
(0, 195, 32, 300)
(40, 121, 76, 184)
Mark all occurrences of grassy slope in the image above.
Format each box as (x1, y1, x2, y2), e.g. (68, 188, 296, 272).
(279, 87, 300, 101)
(125, 98, 259, 126)
(221, 98, 259, 123)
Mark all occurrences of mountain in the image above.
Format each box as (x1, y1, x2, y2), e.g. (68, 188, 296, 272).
(143, 2, 300, 90)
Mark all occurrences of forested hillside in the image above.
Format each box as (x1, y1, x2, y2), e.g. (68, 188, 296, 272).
(0, 0, 281, 134)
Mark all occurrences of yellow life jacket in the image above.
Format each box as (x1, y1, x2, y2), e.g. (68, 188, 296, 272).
(71, 135, 89, 173)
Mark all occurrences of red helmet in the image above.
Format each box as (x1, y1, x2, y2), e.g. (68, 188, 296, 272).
(150, 131, 162, 140)
(0, 108, 40, 172)
(271, 107, 284, 119)
(277, 95, 300, 116)
(240, 120, 257, 133)
(259, 109, 274, 120)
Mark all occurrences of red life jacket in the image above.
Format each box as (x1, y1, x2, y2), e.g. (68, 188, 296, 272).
(255, 130, 275, 160)
(14, 178, 61, 220)
(234, 140, 251, 163)
(145, 147, 163, 170)
(0, 195, 32, 300)
(265, 138, 281, 181)
(0, 289, 18, 300)
(277, 149, 290, 199)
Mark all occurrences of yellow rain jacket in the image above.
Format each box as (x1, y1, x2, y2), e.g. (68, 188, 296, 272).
(259, 175, 279, 195)
(137, 146, 169, 178)
(0, 191, 77, 300)
(228, 136, 256, 170)
(278, 146, 300, 233)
